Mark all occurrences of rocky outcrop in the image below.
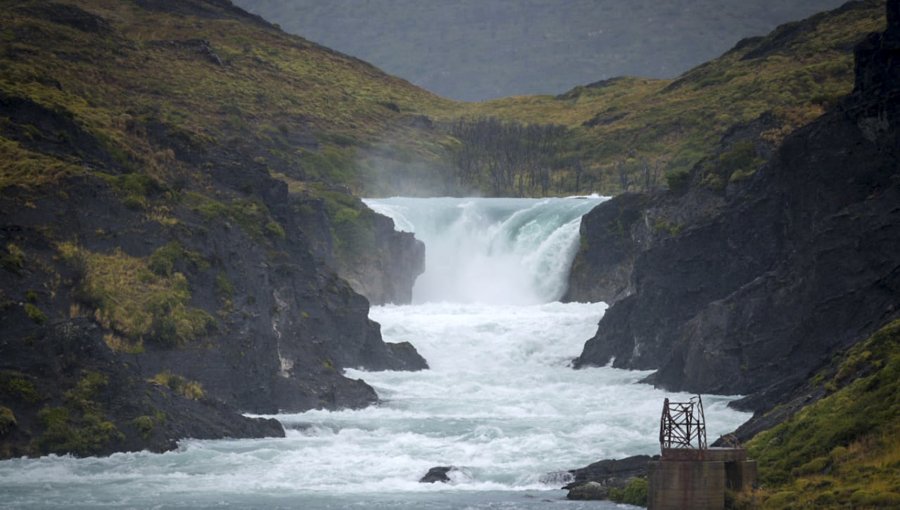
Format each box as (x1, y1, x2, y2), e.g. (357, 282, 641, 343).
(350, 211, 424, 306)
(565, 455, 654, 489)
(563, 193, 648, 304)
(292, 191, 425, 306)
(419, 466, 454, 483)
(574, 0, 900, 412)
(563, 455, 655, 500)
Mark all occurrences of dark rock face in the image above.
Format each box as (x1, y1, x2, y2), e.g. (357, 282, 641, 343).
(15, 2, 113, 34)
(574, 1, 900, 411)
(293, 194, 425, 306)
(338, 212, 425, 306)
(0, 318, 283, 459)
(563, 193, 648, 304)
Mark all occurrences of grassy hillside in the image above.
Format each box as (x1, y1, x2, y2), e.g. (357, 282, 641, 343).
(237, 0, 847, 101)
(735, 320, 900, 509)
(454, 0, 886, 195)
(0, 0, 459, 197)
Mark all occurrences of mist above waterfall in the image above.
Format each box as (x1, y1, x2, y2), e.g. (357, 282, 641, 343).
(364, 196, 608, 305)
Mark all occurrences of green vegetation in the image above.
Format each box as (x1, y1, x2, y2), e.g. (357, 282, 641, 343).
(150, 371, 205, 401)
(102, 173, 166, 210)
(183, 192, 286, 241)
(148, 242, 206, 277)
(0, 406, 16, 435)
(59, 242, 214, 347)
(0, 371, 43, 403)
(609, 477, 649, 506)
(736, 320, 900, 509)
(23, 302, 47, 324)
(131, 411, 166, 439)
(35, 371, 124, 456)
(653, 219, 684, 237)
(215, 272, 235, 314)
(1, 243, 25, 274)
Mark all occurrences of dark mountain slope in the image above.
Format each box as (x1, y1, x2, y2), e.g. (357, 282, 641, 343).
(0, 0, 432, 458)
(571, 0, 900, 415)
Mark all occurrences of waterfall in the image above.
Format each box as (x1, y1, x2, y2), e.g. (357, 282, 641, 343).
(364, 196, 608, 304)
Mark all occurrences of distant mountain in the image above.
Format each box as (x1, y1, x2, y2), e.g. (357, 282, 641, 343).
(236, 0, 849, 101)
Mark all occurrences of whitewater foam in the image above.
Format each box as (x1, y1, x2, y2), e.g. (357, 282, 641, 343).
(364, 197, 607, 304)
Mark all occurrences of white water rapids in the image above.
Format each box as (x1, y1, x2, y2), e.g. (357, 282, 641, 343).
(0, 197, 751, 509)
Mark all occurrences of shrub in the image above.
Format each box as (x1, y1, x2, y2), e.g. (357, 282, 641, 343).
(666, 169, 692, 194)
(132, 415, 153, 436)
(1, 243, 25, 273)
(0, 406, 16, 435)
(266, 220, 285, 238)
(35, 372, 124, 456)
(609, 477, 648, 506)
(150, 371, 205, 400)
(23, 303, 47, 324)
(0, 372, 42, 403)
(106, 173, 164, 209)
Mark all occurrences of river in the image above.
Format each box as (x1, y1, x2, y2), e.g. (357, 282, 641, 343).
(0, 197, 750, 509)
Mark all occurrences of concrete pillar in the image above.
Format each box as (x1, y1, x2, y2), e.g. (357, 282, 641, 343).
(648, 460, 725, 510)
(725, 460, 757, 491)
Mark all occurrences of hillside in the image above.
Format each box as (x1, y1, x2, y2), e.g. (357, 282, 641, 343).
(453, 0, 886, 196)
(237, 0, 847, 101)
(740, 320, 900, 508)
(0, 0, 436, 458)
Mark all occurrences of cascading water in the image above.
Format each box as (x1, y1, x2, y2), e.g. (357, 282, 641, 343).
(364, 197, 601, 304)
(0, 197, 751, 510)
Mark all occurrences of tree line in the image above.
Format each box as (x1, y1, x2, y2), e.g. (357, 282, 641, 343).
(443, 117, 666, 196)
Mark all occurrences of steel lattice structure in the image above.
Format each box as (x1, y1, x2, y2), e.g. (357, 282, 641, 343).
(659, 395, 707, 451)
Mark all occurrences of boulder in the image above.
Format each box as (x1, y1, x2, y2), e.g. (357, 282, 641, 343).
(567, 481, 609, 500)
(419, 466, 454, 483)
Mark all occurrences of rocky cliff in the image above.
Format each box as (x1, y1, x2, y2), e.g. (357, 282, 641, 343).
(572, 0, 900, 412)
(0, 0, 428, 458)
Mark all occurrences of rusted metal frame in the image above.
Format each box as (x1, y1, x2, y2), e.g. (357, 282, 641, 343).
(658, 395, 708, 452)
